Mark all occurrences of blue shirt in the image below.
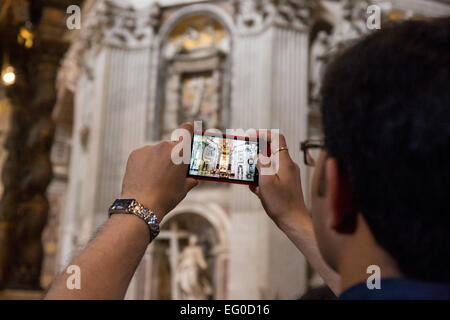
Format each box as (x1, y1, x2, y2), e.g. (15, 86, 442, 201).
(339, 278, 450, 300)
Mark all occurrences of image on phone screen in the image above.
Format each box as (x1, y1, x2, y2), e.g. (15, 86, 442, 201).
(188, 131, 259, 185)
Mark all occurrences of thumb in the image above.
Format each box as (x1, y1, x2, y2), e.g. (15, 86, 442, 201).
(249, 184, 261, 197)
(256, 154, 275, 180)
(186, 177, 199, 192)
(256, 154, 271, 171)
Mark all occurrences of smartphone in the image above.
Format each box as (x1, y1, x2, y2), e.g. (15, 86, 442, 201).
(188, 130, 263, 185)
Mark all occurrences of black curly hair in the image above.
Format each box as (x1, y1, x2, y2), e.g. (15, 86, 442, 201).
(321, 17, 450, 282)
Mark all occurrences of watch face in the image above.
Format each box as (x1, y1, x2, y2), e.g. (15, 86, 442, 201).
(111, 199, 134, 211)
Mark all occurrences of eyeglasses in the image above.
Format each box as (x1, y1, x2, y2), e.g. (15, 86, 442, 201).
(300, 139, 325, 167)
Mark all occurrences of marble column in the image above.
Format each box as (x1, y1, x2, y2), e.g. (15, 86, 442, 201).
(56, 1, 161, 272)
(228, 0, 314, 299)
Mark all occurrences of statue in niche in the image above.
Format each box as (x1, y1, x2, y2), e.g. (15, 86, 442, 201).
(328, 0, 369, 53)
(175, 235, 212, 300)
(309, 31, 330, 103)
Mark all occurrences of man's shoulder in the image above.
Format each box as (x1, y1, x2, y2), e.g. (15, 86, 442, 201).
(339, 278, 450, 300)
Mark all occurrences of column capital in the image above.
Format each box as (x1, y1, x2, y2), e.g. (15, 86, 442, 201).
(55, 0, 162, 116)
(76, 0, 162, 52)
(101, 0, 161, 49)
(234, 0, 316, 35)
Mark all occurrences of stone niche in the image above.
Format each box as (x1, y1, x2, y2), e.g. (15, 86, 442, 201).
(155, 13, 231, 139)
(138, 212, 222, 300)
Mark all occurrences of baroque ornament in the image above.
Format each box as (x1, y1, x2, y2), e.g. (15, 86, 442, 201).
(234, 0, 316, 34)
(56, 0, 162, 108)
(102, 0, 161, 49)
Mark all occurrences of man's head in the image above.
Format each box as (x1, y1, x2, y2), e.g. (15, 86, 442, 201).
(311, 18, 450, 282)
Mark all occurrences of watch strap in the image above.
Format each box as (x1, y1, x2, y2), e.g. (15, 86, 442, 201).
(108, 199, 160, 242)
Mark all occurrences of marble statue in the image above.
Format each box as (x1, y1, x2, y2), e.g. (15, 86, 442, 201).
(175, 235, 213, 300)
(309, 31, 330, 103)
(328, 0, 369, 53)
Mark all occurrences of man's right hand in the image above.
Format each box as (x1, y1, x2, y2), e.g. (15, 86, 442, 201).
(249, 133, 310, 232)
(121, 122, 198, 222)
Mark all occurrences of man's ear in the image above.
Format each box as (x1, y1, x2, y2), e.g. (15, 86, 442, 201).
(325, 158, 358, 234)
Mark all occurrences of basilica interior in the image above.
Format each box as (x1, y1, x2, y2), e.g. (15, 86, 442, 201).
(0, 0, 449, 300)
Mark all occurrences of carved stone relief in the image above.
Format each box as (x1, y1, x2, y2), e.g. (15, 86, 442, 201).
(234, 0, 316, 34)
(102, 0, 161, 49)
(158, 14, 230, 139)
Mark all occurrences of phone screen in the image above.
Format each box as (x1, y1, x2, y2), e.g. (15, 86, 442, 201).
(188, 131, 259, 185)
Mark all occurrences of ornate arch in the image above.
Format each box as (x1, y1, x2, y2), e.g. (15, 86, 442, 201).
(162, 202, 231, 248)
(151, 4, 235, 140)
(157, 4, 236, 44)
(138, 203, 230, 300)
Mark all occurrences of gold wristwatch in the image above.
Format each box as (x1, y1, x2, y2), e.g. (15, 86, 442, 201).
(108, 199, 160, 242)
